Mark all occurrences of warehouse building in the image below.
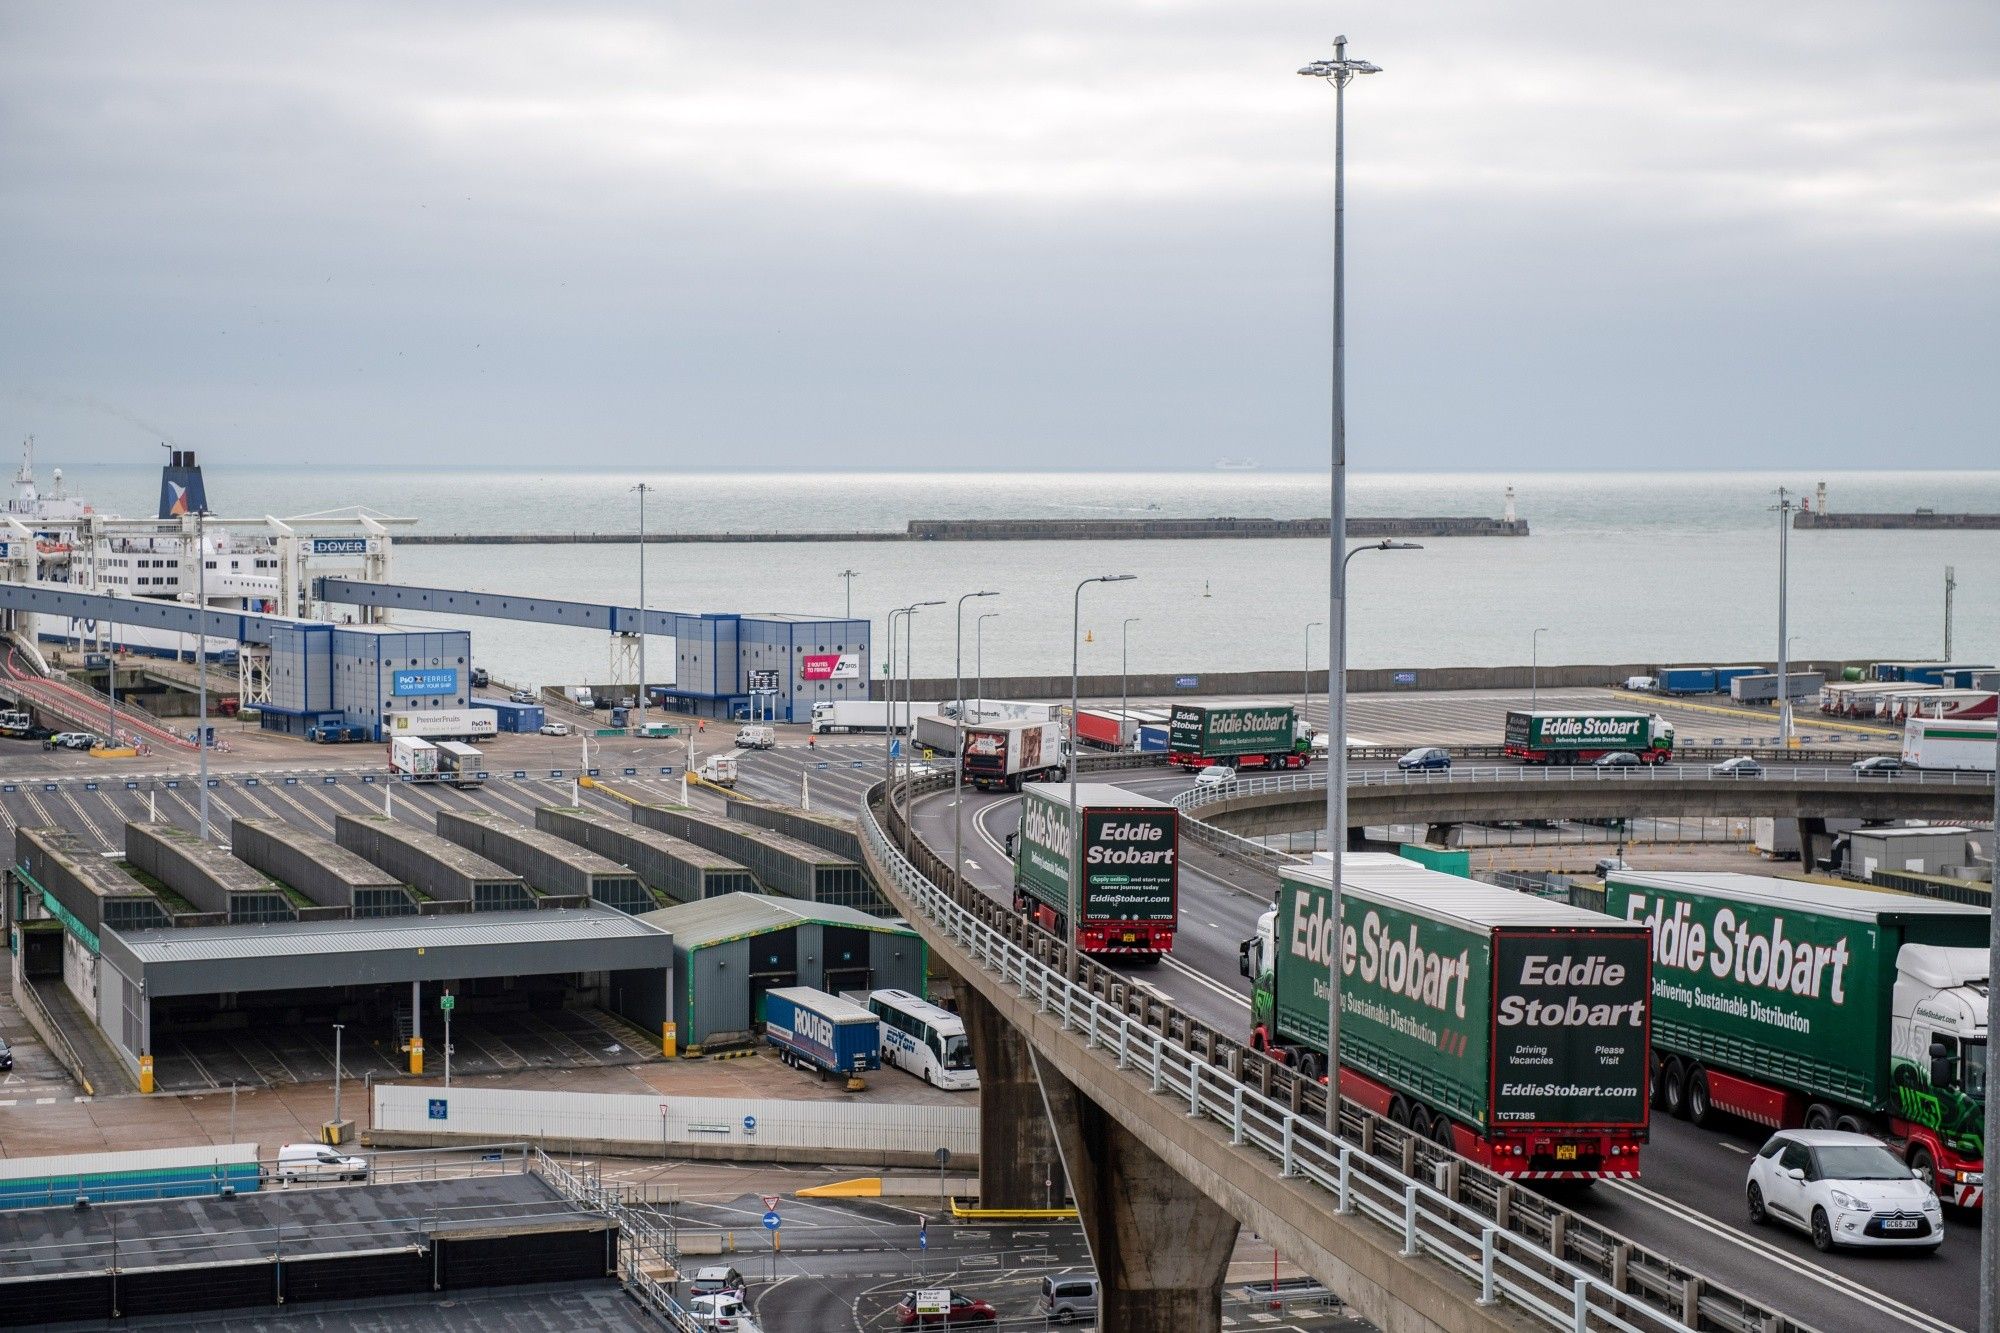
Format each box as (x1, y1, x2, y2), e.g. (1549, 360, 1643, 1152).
(435, 808, 655, 914)
(638, 893, 923, 1052)
(537, 806, 757, 903)
(629, 805, 885, 916)
(259, 623, 475, 741)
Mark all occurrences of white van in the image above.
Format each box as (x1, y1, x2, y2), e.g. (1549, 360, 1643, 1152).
(734, 725, 776, 750)
(275, 1142, 371, 1183)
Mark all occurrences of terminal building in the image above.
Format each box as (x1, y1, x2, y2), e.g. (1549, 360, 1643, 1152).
(6, 823, 673, 1093)
(640, 893, 924, 1052)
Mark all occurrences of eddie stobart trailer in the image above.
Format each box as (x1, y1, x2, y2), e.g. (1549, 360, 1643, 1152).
(1167, 703, 1309, 771)
(1241, 854, 1651, 1180)
(1012, 783, 1178, 957)
(1607, 871, 1988, 1209)
(1503, 710, 1674, 765)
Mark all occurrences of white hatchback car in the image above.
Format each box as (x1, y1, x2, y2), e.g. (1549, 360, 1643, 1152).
(1194, 765, 1237, 788)
(1746, 1129, 1942, 1252)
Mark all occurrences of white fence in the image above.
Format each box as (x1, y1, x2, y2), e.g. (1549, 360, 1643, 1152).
(374, 1084, 976, 1158)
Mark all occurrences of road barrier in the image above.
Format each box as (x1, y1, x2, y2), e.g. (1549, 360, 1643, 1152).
(871, 773, 1822, 1333)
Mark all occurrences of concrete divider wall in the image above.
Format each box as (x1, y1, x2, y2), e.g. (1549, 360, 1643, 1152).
(371, 1084, 977, 1169)
(880, 659, 1879, 703)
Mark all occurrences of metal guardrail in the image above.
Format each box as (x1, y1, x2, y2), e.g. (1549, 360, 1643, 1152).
(871, 773, 1819, 1333)
(1175, 763, 1995, 809)
(529, 1148, 707, 1332)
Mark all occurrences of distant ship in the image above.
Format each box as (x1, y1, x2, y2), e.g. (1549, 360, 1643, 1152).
(1214, 458, 1259, 472)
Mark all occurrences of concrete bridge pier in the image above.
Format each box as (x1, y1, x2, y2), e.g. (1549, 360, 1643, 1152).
(1797, 816, 1836, 872)
(961, 985, 1065, 1208)
(1033, 1051, 1240, 1332)
(1423, 822, 1456, 847)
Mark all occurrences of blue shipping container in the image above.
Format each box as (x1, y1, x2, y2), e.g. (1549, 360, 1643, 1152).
(1136, 725, 1169, 753)
(1656, 668, 1717, 695)
(481, 700, 545, 733)
(763, 987, 881, 1075)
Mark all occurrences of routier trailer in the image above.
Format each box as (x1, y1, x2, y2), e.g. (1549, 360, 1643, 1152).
(1606, 871, 1988, 1209)
(1502, 711, 1674, 765)
(762, 987, 881, 1081)
(1243, 855, 1651, 1180)
(1166, 703, 1307, 771)
(962, 720, 1066, 792)
(1012, 783, 1178, 957)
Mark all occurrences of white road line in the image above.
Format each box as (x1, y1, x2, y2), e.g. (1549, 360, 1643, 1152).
(1601, 1179, 1962, 1333)
(1158, 955, 1251, 1008)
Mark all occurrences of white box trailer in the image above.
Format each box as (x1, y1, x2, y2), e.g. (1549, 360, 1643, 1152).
(810, 700, 939, 734)
(386, 709, 499, 741)
(1902, 717, 1998, 772)
(434, 740, 485, 788)
(389, 736, 439, 780)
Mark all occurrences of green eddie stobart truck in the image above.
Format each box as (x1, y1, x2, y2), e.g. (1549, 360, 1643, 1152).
(1241, 854, 1652, 1179)
(1503, 710, 1674, 764)
(1167, 703, 1310, 772)
(1012, 782, 1178, 957)
(1607, 871, 1988, 1210)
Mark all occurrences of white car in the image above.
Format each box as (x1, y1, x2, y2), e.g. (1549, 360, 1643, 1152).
(540, 721, 572, 737)
(689, 1293, 761, 1331)
(1746, 1129, 1942, 1252)
(1194, 765, 1236, 788)
(275, 1142, 371, 1184)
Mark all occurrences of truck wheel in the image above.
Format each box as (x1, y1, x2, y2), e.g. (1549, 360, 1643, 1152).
(1660, 1058, 1689, 1119)
(1409, 1106, 1433, 1139)
(1296, 1051, 1324, 1082)
(1687, 1070, 1717, 1127)
(1386, 1097, 1411, 1128)
(1804, 1103, 1835, 1131)
(1908, 1145, 1936, 1194)
(1834, 1113, 1868, 1135)
(1431, 1117, 1455, 1151)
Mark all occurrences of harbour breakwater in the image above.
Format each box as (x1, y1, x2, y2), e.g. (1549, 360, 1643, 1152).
(398, 515, 1528, 545)
(1794, 512, 2000, 530)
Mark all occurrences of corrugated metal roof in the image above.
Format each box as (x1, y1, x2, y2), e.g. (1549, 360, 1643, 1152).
(113, 908, 667, 963)
(1285, 854, 1626, 931)
(1610, 871, 1988, 923)
(640, 892, 911, 950)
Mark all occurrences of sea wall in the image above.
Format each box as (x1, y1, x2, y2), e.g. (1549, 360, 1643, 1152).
(398, 515, 1528, 544)
(1794, 512, 2000, 530)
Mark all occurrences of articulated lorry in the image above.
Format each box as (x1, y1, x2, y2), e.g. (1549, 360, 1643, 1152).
(1241, 855, 1652, 1179)
(1503, 710, 1674, 765)
(1012, 783, 1177, 957)
(963, 719, 1066, 792)
(1167, 703, 1309, 771)
(1607, 871, 1987, 1209)
(810, 700, 934, 734)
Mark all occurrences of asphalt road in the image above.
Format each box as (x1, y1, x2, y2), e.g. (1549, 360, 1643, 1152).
(902, 775, 1985, 1333)
(655, 1194, 1357, 1332)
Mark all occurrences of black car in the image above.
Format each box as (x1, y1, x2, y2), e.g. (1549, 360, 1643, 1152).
(470, 667, 490, 689)
(1593, 751, 1641, 768)
(1851, 755, 1902, 775)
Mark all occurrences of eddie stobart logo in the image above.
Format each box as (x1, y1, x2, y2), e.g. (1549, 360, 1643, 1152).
(1290, 897, 1472, 1018)
(1207, 709, 1292, 737)
(1624, 892, 1852, 1002)
(1021, 798, 1072, 862)
(1498, 954, 1645, 1028)
(1538, 715, 1644, 742)
(1087, 816, 1175, 868)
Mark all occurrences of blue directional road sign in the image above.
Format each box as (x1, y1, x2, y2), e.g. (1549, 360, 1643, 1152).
(762, 1211, 781, 1231)
(743, 1115, 757, 1134)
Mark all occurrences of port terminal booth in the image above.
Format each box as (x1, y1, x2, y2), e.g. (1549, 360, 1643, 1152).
(83, 913, 672, 1095)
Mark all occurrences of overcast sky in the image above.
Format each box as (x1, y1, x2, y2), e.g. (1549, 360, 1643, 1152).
(3, 1, 1995, 471)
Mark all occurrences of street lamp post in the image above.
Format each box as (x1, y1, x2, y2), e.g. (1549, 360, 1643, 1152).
(1531, 627, 1550, 712)
(196, 509, 212, 840)
(1772, 488, 1795, 745)
(1300, 37, 1381, 1128)
(1121, 618, 1141, 747)
(1304, 621, 1324, 737)
(632, 482, 651, 733)
(885, 601, 942, 851)
(953, 591, 999, 891)
(839, 569, 860, 620)
(974, 613, 998, 726)
(1070, 575, 1136, 977)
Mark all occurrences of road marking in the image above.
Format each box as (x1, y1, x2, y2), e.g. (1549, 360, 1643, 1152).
(1160, 955, 1250, 1009)
(1601, 1179, 1961, 1333)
